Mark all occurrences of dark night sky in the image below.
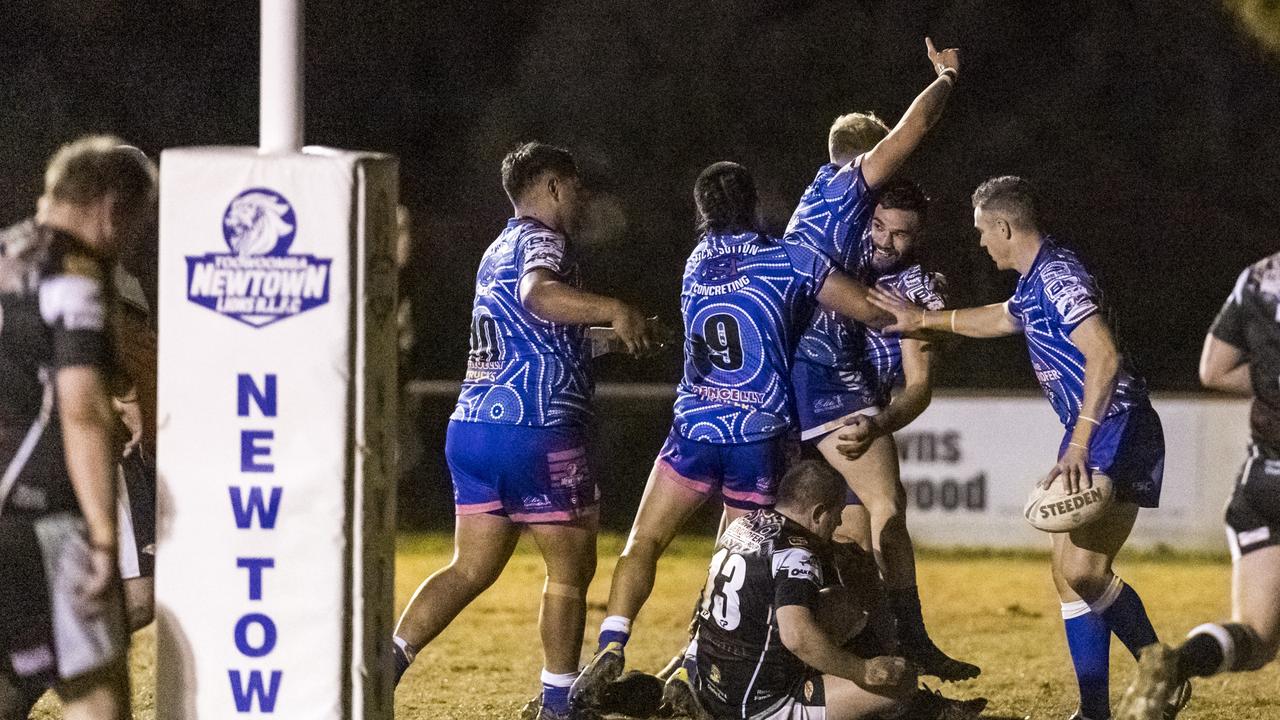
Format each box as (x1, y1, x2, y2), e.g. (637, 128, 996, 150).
(1, 0, 1277, 392)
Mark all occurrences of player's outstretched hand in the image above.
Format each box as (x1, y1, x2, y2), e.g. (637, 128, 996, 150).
(610, 302, 656, 357)
(926, 37, 960, 77)
(1040, 443, 1093, 495)
(867, 288, 923, 335)
(836, 415, 880, 460)
(73, 543, 117, 620)
(861, 655, 916, 691)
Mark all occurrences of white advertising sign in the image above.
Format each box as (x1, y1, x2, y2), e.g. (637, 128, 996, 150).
(155, 147, 398, 719)
(897, 394, 1251, 551)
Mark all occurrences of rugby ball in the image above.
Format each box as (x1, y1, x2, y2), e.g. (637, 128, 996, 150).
(816, 585, 868, 644)
(1023, 472, 1114, 532)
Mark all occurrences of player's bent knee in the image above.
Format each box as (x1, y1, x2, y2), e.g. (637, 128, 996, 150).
(621, 533, 667, 563)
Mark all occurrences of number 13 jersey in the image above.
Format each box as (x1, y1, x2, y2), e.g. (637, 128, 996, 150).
(673, 230, 835, 443)
(692, 508, 834, 718)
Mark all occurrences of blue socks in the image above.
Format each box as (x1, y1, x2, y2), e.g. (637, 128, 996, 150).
(1089, 575, 1158, 660)
(1062, 600, 1111, 720)
(1060, 575, 1161, 719)
(541, 669, 577, 714)
(598, 615, 632, 651)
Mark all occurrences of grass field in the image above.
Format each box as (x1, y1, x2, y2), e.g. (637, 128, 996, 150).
(33, 533, 1280, 719)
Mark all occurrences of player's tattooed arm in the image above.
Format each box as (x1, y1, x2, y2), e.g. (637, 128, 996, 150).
(868, 289, 1021, 338)
(837, 339, 936, 460)
(1043, 315, 1120, 495)
(518, 268, 656, 355)
(860, 37, 960, 190)
(816, 270, 896, 329)
(776, 605, 915, 691)
(1199, 335, 1252, 395)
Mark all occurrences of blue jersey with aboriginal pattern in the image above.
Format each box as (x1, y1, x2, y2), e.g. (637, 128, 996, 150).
(854, 266, 947, 408)
(1007, 239, 1147, 426)
(673, 231, 834, 443)
(451, 218, 592, 428)
(785, 158, 878, 371)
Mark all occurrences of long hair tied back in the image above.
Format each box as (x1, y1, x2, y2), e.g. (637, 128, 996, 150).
(695, 161, 758, 235)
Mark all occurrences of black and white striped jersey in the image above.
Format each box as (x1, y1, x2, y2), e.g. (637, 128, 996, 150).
(0, 222, 112, 518)
(691, 508, 834, 718)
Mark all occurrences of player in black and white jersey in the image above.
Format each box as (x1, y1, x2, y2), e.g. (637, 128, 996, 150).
(0, 136, 156, 720)
(0, 188, 159, 639)
(1116, 254, 1280, 720)
(681, 460, 985, 720)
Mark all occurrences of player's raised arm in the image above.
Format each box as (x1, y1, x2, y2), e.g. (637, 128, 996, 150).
(859, 37, 960, 189)
(868, 288, 1022, 338)
(518, 269, 654, 355)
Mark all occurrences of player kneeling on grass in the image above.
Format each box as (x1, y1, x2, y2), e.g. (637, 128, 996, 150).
(1115, 254, 1280, 720)
(0, 136, 156, 720)
(870, 176, 1187, 720)
(670, 460, 985, 720)
(390, 142, 658, 720)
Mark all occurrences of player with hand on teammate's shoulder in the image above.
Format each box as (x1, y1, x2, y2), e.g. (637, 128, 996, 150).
(870, 176, 1188, 720)
(784, 36, 975, 682)
(390, 141, 659, 720)
(572, 159, 902, 714)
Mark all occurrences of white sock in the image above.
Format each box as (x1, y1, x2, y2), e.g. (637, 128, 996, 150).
(393, 635, 417, 662)
(600, 615, 632, 635)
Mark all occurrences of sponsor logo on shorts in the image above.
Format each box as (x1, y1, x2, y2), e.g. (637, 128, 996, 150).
(813, 397, 843, 414)
(1037, 486, 1106, 520)
(804, 679, 815, 702)
(186, 188, 332, 328)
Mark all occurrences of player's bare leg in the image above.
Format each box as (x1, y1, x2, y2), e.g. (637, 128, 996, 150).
(1053, 502, 1186, 720)
(527, 515, 598, 719)
(833, 504, 872, 551)
(817, 431, 978, 680)
(392, 512, 521, 684)
(1117, 544, 1280, 720)
(573, 462, 727, 708)
(57, 662, 130, 720)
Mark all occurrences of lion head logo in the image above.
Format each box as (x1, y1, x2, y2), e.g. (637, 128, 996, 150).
(222, 188, 297, 257)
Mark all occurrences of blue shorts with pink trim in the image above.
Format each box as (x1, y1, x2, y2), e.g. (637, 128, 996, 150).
(446, 420, 598, 523)
(655, 427, 786, 510)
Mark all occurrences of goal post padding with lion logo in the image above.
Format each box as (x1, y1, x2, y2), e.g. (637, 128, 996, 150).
(155, 147, 398, 720)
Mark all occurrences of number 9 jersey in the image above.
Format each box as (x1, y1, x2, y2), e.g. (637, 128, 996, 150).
(672, 231, 835, 443)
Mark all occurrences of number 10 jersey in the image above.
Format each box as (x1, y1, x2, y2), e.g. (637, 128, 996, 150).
(451, 218, 592, 428)
(672, 230, 834, 444)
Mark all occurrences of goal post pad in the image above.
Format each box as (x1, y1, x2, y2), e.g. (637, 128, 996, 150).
(154, 147, 398, 719)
